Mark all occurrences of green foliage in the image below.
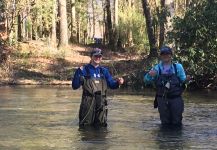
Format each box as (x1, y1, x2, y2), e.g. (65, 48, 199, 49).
(31, 0, 53, 31)
(168, 0, 217, 80)
(119, 5, 149, 53)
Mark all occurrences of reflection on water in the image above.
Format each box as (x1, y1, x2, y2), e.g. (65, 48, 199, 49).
(155, 125, 184, 150)
(0, 86, 216, 150)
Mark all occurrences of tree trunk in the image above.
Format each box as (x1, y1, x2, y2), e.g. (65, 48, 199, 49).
(17, 14, 22, 42)
(141, 0, 158, 57)
(102, 0, 107, 44)
(22, 13, 26, 41)
(58, 0, 68, 47)
(159, 0, 166, 48)
(113, 0, 119, 50)
(87, 16, 92, 42)
(84, 30, 87, 45)
(29, 22, 32, 40)
(70, 0, 76, 43)
(76, 12, 81, 43)
(51, 0, 57, 47)
(92, 0, 96, 39)
(128, 0, 134, 47)
(105, 0, 114, 47)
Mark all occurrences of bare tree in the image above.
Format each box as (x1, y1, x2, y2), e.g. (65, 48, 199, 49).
(51, 0, 57, 46)
(70, 0, 76, 42)
(113, 0, 119, 49)
(159, 0, 166, 48)
(92, 0, 96, 39)
(17, 14, 22, 41)
(141, 0, 158, 57)
(105, 0, 114, 47)
(58, 0, 68, 47)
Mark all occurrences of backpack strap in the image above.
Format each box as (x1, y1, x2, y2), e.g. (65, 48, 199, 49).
(173, 63, 178, 75)
(158, 65, 162, 75)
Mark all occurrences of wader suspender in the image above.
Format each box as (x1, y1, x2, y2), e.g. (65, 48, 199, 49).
(159, 63, 178, 100)
(83, 65, 106, 96)
(154, 64, 178, 108)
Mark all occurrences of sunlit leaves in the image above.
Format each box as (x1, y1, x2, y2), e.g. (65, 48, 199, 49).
(168, 0, 217, 84)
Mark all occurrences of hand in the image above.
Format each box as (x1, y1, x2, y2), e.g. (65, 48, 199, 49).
(80, 76, 85, 85)
(117, 77, 124, 85)
(186, 75, 191, 81)
(149, 70, 157, 77)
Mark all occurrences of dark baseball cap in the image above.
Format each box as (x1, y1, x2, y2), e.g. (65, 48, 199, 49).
(90, 48, 103, 57)
(160, 46, 172, 55)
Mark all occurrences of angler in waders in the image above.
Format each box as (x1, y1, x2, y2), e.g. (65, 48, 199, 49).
(144, 46, 189, 126)
(72, 48, 124, 127)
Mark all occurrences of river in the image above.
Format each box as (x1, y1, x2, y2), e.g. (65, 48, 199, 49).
(0, 86, 216, 150)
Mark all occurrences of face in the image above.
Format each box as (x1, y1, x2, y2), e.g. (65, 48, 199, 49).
(91, 55, 102, 65)
(160, 53, 172, 63)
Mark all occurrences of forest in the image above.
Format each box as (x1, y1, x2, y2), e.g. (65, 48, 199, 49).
(0, 0, 216, 89)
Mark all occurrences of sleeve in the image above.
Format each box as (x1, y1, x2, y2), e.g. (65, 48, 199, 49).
(144, 64, 159, 85)
(176, 63, 186, 82)
(103, 68, 119, 89)
(72, 67, 83, 90)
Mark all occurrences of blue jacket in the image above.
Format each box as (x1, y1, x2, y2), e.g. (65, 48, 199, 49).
(72, 64, 119, 90)
(144, 62, 186, 84)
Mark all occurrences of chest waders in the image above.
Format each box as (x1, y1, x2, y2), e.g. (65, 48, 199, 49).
(155, 64, 184, 125)
(155, 64, 184, 99)
(79, 66, 108, 127)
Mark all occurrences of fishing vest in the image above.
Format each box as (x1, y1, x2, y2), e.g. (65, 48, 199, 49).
(155, 63, 183, 98)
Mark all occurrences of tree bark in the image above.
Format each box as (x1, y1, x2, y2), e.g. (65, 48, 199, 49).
(58, 0, 68, 47)
(76, 11, 81, 43)
(105, 0, 114, 47)
(51, 0, 57, 47)
(87, 16, 92, 42)
(92, 0, 96, 39)
(113, 0, 119, 49)
(70, 0, 76, 43)
(159, 0, 166, 48)
(141, 0, 158, 57)
(17, 14, 22, 42)
(102, 0, 107, 44)
(128, 0, 134, 47)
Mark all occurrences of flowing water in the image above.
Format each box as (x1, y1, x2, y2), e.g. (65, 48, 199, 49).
(0, 86, 216, 150)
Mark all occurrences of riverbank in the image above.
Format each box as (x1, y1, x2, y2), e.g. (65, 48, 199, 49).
(0, 41, 216, 90)
(0, 41, 144, 86)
